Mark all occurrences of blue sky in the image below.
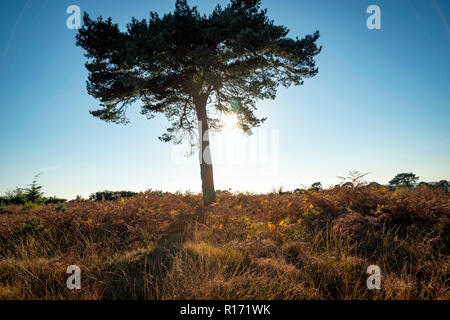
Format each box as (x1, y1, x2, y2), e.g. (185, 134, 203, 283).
(0, 0, 449, 199)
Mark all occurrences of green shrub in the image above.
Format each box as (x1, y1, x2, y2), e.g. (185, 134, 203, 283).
(309, 182, 322, 192)
(45, 197, 67, 204)
(14, 217, 45, 236)
(0, 202, 7, 214)
(22, 201, 39, 210)
(24, 174, 45, 205)
(89, 190, 138, 201)
(1, 187, 26, 205)
(56, 203, 68, 212)
(433, 180, 449, 192)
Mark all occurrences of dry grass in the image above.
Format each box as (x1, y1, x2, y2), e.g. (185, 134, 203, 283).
(0, 186, 448, 300)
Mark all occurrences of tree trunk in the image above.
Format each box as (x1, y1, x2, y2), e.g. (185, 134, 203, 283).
(194, 94, 216, 206)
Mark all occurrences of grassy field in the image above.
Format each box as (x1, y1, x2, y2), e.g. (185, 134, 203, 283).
(0, 185, 448, 300)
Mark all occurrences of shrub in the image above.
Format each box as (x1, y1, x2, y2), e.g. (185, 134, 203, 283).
(24, 174, 45, 205)
(14, 216, 45, 236)
(367, 182, 381, 188)
(2, 176, 66, 206)
(22, 201, 39, 211)
(56, 203, 68, 212)
(309, 182, 322, 192)
(2, 187, 27, 205)
(89, 190, 138, 201)
(45, 197, 67, 205)
(0, 201, 7, 214)
(434, 180, 449, 192)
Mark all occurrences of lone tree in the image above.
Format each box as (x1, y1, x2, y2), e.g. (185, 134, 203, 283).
(309, 182, 322, 192)
(76, 0, 321, 205)
(389, 173, 419, 187)
(434, 180, 449, 192)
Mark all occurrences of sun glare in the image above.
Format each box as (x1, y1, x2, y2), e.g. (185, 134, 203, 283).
(223, 113, 239, 129)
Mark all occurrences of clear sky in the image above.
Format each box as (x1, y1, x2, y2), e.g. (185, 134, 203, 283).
(0, 0, 449, 199)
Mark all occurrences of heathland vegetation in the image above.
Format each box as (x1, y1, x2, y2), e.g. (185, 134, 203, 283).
(0, 173, 448, 299)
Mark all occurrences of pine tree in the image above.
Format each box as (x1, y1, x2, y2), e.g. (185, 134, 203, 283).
(25, 174, 45, 205)
(76, 0, 321, 205)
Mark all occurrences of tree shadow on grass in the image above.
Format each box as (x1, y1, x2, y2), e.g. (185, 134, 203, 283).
(100, 210, 205, 299)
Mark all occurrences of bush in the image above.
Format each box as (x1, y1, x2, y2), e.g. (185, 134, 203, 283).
(14, 217, 45, 236)
(89, 190, 138, 201)
(22, 201, 39, 211)
(3, 175, 46, 207)
(45, 197, 67, 205)
(56, 203, 68, 212)
(434, 180, 449, 192)
(1, 188, 27, 205)
(2, 177, 67, 206)
(309, 182, 322, 192)
(24, 175, 45, 205)
(0, 201, 8, 214)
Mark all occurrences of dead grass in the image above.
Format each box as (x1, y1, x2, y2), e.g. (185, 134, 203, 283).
(0, 186, 448, 300)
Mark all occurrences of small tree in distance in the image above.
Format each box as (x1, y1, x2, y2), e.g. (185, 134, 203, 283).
(309, 182, 322, 192)
(75, 0, 321, 206)
(24, 174, 45, 204)
(389, 173, 419, 187)
(337, 170, 369, 186)
(434, 180, 449, 192)
(417, 181, 430, 188)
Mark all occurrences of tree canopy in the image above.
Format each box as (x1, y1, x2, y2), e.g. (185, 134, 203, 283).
(76, 0, 321, 205)
(389, 173, 419, 187)
(434, 180, 449, 191)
